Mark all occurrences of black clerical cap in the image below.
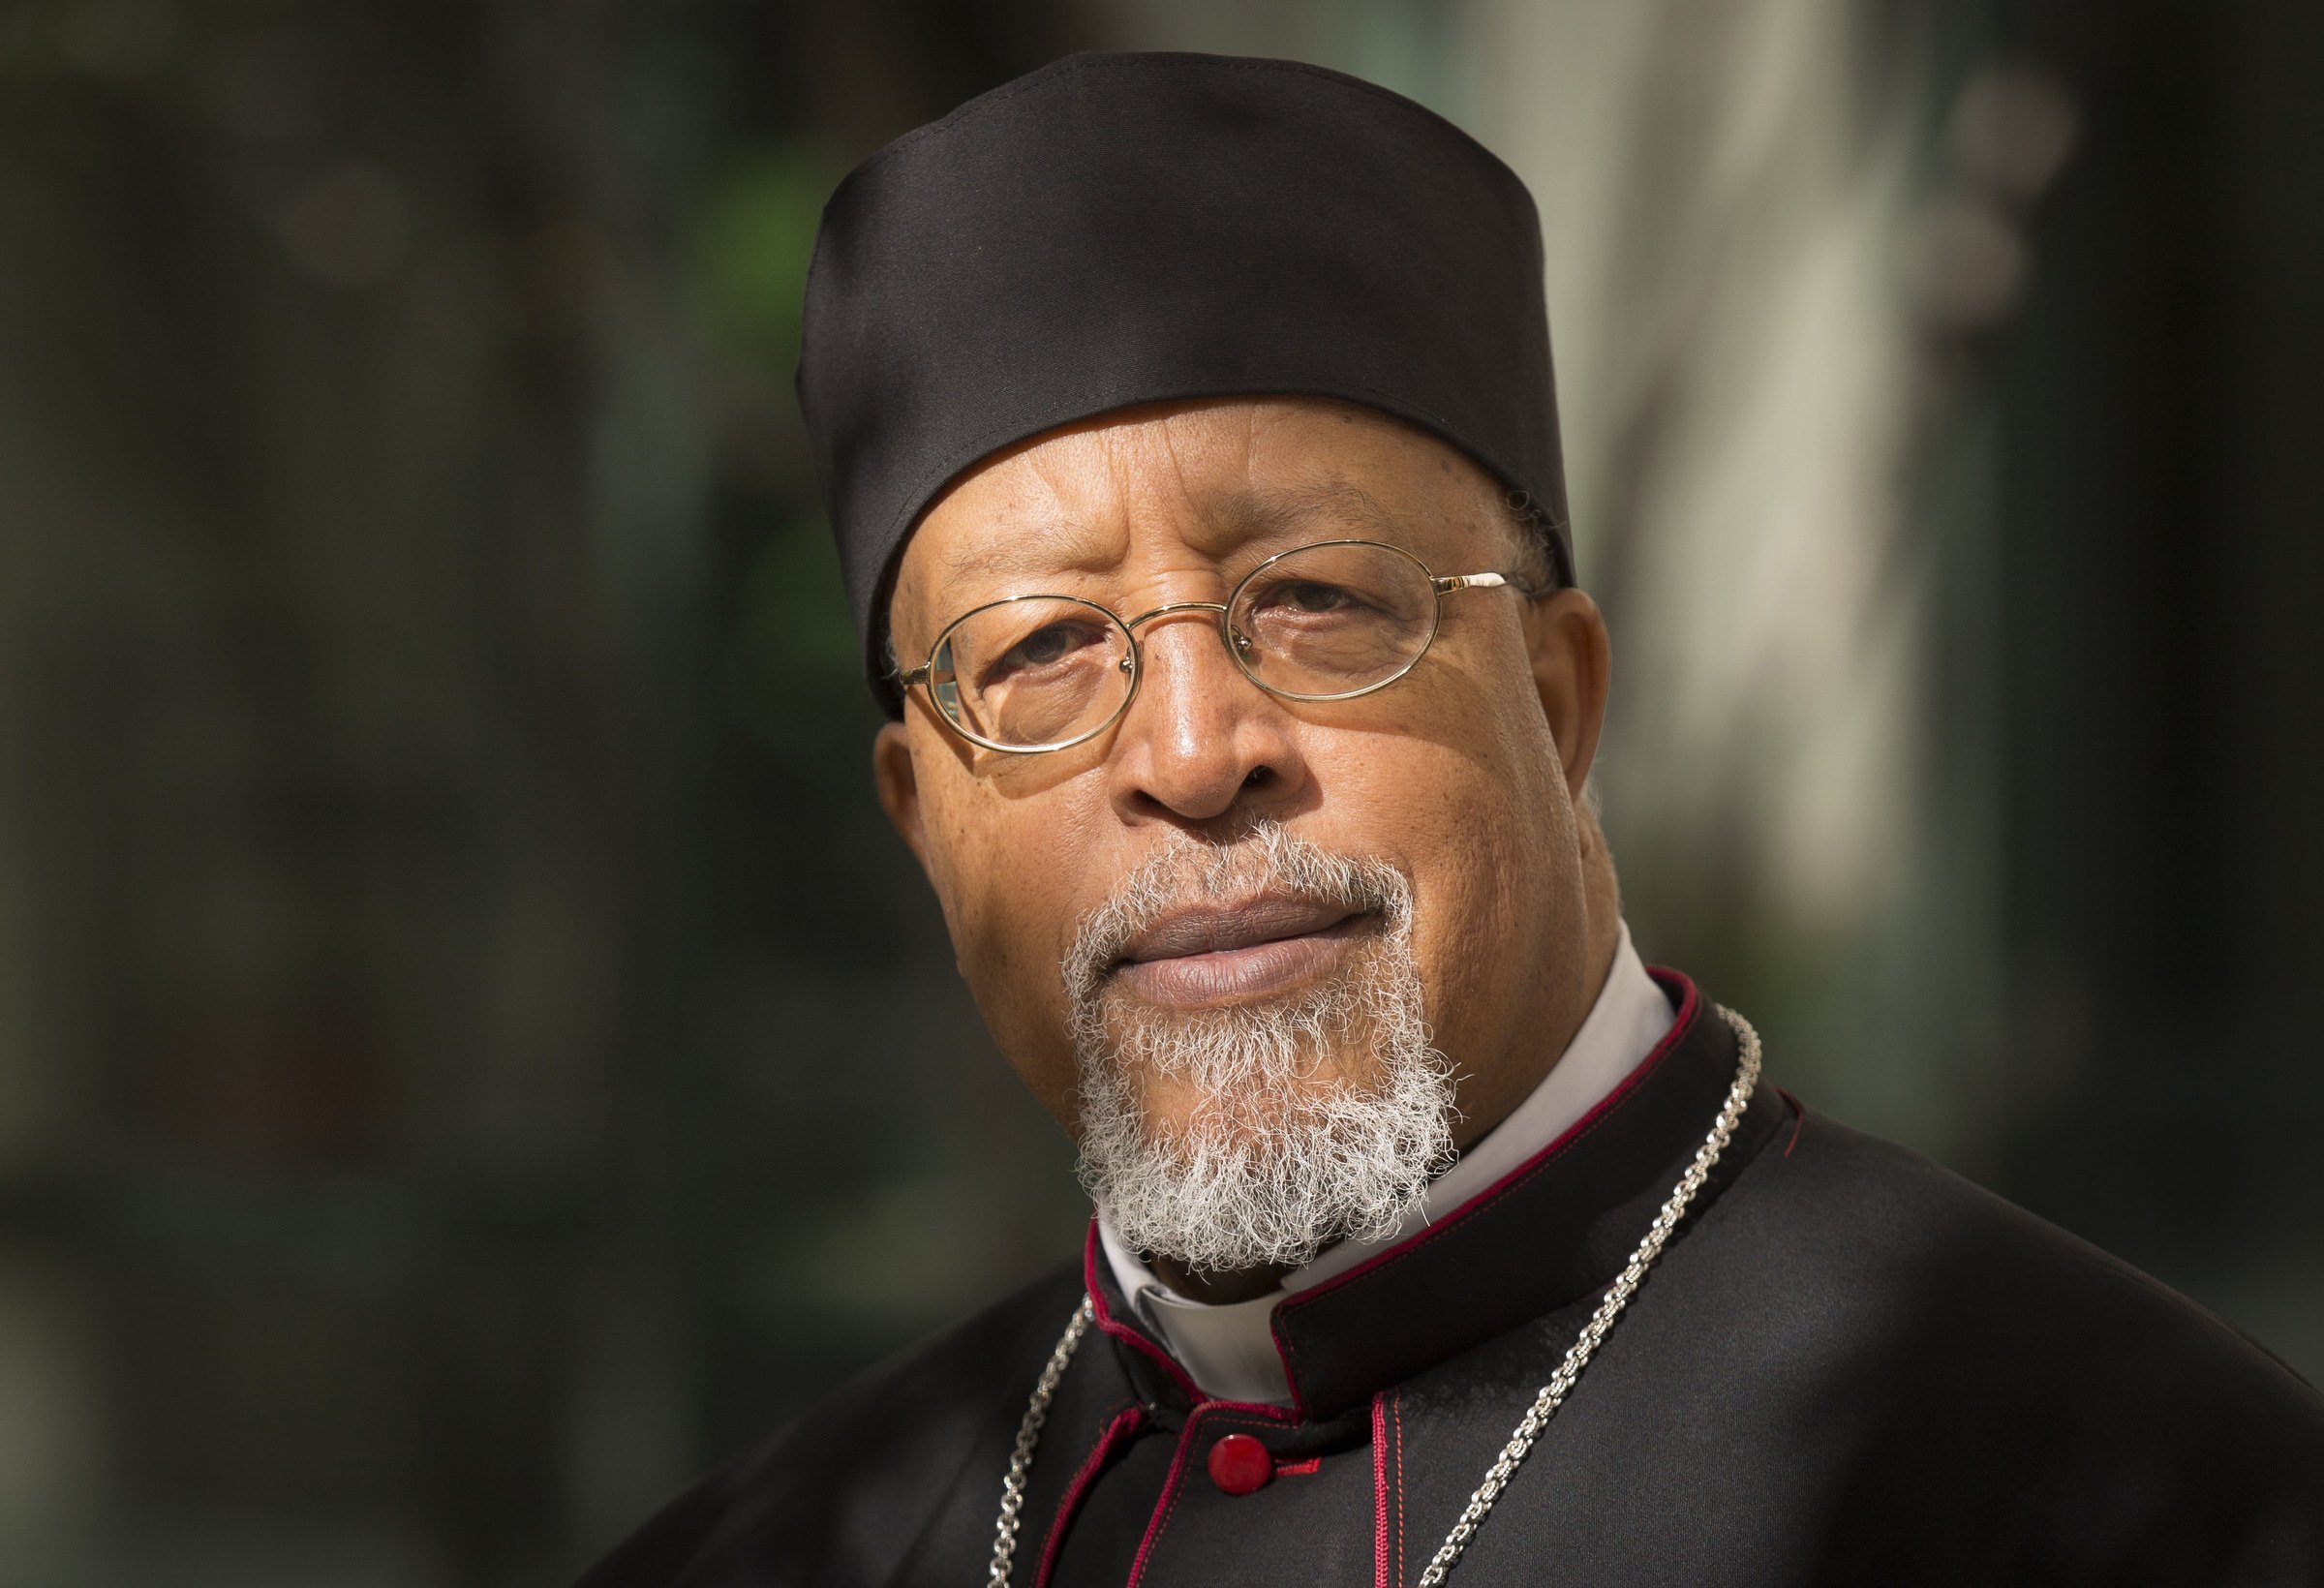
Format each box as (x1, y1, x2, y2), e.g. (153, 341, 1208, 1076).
(797, 51, 1571, 714)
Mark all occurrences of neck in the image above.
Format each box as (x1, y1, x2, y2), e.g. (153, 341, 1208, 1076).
(1147, 1254, 1295, 1305)
(1439, 803, 1622, 1157)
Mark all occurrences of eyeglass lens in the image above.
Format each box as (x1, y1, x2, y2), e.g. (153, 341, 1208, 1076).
(1230, 541, 1436, 698)
(929, 596, 1132, 750)
(927, 541, 1440, 751)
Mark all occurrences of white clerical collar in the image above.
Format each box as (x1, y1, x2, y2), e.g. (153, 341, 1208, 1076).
(1098, 921, 1675, 1405)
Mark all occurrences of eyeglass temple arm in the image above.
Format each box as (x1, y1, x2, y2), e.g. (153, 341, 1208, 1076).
(1432, 571, 1511, 594)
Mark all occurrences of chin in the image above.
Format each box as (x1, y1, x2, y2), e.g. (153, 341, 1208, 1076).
(1126, 1052, 1379, 1145)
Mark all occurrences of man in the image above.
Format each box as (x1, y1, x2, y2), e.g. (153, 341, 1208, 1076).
(583, 51, 2324, 1586)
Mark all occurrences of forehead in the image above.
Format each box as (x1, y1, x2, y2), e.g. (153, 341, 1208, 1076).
(897, 398, 1496, 614)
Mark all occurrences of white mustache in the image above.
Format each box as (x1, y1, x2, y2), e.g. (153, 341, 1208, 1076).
(1063, 821, 1408, 1007)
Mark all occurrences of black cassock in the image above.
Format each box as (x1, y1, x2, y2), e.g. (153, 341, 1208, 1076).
(580, 974, 2324, 1585)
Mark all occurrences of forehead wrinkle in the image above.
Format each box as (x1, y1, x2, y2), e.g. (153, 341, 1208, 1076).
(1155, 410, 1212, 529)
(1192, 479, 1410, 559)
(933, 441, 1130, 590)
(935, 511, 1119, 588)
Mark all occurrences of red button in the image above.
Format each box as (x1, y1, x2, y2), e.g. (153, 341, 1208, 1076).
(1207, 1432, 1273, 1496)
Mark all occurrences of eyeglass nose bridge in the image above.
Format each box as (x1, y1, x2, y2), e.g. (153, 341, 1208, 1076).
(1122, 599, 1228, 630)
(1118, 601, 1255, 669)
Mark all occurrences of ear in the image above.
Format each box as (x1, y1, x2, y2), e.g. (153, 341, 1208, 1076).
(1522, 588, 1612, 801)
(872, 720, 933, 873)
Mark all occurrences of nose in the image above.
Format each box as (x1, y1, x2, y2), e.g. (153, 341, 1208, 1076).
(1106, 606, 1306, 827)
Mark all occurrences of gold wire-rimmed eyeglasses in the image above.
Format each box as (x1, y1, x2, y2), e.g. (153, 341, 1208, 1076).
(896, 538, 1537, 754)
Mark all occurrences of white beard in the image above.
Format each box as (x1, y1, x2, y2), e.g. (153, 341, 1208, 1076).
(1064, 822, 1455, 1275)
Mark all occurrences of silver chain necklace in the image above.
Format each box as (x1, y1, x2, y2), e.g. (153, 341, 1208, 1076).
(988, 1004, 1762, 1587)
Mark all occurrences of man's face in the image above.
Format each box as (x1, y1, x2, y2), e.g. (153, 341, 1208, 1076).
(875, 398, 1610, 1268)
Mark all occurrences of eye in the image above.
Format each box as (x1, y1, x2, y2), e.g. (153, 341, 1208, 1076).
(988, 619, 1107, 682)
(1250, 578, 1368, 617)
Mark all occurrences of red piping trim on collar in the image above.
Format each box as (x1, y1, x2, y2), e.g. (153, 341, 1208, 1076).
(1085, 1225, 1202, 1401)
(1269, 969, 1703, 1420)
(1081, 1225, 1296, 1420)
(1190, 1394, 1295, 1421)
(1371, 1393, 1392, 1588)
(1033, 1403, 1145, 1588)
(1773, 1084, 1806, 1156)
(1124, 1421, 1199, 1588)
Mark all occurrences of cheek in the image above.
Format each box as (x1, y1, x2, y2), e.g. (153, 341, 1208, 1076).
(1316, 670, 1573, 1034)
(931, 800, 1058, 999)
(915, 765, 1105, 1112)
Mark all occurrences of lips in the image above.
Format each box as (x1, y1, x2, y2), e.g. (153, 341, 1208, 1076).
(1113, 895, 1367, 1007)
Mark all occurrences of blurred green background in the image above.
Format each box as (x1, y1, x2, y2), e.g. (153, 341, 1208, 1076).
(0, 0, 2315, 1582)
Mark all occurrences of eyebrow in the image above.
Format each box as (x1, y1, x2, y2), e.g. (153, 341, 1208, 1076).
(934, 478, 1411, 590)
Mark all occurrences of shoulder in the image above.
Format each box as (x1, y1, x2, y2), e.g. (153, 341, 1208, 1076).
(1748, 1111, 2312, 1397)
(1738, 1110, 2321, 1407)
(1723, 1108, 2324, 1576)
(573, 1259, 1086, 1588)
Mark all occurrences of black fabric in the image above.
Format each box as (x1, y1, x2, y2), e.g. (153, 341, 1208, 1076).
(576, 975, 2324, 1586)
(795, 51, 1571, 713)
(1267, 975, 1777, 1420)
